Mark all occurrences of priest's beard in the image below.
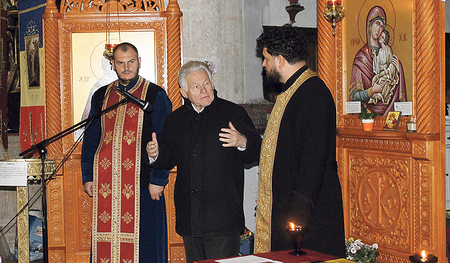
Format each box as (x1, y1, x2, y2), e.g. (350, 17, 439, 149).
(265, 67, 282, 85)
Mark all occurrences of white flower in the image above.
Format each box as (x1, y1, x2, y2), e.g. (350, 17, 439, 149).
(345, 237, 379, 263)
(205, 61, 218, 74)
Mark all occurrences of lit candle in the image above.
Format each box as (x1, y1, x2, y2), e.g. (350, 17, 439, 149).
(421, 250, 427, 262)
(289, 222, 296, 231)
(409, 250, 438, 263)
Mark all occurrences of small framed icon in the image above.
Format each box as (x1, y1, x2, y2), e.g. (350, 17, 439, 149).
(383, 111, 401, 131)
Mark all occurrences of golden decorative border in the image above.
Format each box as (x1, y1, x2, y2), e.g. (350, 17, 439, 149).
(18, 3, 47, 15)
(17, 186, 29, 263)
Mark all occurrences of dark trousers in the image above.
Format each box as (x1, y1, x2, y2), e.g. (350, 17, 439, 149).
(182, 233, 240, 263)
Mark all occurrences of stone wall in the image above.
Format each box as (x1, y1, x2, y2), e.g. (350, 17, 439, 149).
(178, 0, 246, 103)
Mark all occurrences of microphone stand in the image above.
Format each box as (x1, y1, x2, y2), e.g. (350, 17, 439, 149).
(19, 98, 128, 263)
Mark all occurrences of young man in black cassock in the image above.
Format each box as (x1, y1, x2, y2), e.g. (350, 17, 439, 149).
(254, 25, 345, 258)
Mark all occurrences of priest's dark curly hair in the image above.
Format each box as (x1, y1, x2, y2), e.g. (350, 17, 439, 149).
(256, 24, 307, 65)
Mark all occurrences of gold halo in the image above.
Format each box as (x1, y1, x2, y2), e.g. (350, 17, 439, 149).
(357, 0, 396, 45)
(383, 24, 395, 48)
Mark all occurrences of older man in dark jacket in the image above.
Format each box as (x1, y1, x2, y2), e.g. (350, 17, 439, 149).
(146, 61, 262, 263)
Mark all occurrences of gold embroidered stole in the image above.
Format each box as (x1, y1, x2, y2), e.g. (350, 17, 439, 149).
(92, 77, 148, 263)
(254, 69, 318, 253)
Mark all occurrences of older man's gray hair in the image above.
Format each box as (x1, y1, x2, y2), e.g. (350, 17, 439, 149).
(178, 61, 213, 91)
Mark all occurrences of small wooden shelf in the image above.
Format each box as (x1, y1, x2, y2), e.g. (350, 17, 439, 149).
(337, 128, 440, 141)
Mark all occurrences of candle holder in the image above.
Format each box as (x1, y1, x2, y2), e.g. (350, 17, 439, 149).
(103, 43, 118, 61)
(285, 1, 305, 25)
(406, 122, 416, 132)
(323, 0, 346, 36)
(407, 115, 417, 132)
(286, 223, 308, 256)
(409, 253, 438, 263)
(103, 0, 121, 61)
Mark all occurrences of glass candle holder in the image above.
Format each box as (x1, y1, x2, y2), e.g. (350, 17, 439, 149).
(286, 223, 308, 256)
(409, 251, 438, 263)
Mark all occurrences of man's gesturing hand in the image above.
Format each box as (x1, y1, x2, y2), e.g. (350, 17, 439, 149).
(219, 122, 247, 148)
(146, 132, 159, 159)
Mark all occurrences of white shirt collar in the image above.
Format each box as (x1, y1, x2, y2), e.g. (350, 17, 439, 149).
(191, 103, 205, 113)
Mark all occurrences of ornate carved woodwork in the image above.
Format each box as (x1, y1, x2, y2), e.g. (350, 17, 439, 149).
(61, 0, 164, 13)
(318, 0, 447, 262)
(16, 186, 29, 263)
(42, 0, 183, 262)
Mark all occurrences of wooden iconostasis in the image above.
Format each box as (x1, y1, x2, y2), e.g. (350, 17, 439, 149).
(41, 1, 184, 262)
(317, 0, 447, 262)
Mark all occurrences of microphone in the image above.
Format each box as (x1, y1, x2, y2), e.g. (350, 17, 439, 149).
(114, 86, 153, 114)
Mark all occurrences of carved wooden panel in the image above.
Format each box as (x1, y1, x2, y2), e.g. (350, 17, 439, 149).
(63, 158, 91, 262)
(169, 245, 187, 262)
(318, 0, 446, 261)
(61, 0, 163, 13)
(43, 0, 182, 262)
(349, 153, 411, 250)
(48, 249, 65, 263)
(47, 177, 65, 247)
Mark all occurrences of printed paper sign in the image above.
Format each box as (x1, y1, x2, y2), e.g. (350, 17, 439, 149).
(0, 161, 28, 186)
(394, 102, 413, 116)
(346, 101, 362, 114)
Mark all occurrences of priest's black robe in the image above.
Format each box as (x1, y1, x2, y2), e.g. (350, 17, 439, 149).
(270, 66, 345, 258)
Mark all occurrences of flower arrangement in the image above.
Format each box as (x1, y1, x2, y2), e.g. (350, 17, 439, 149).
(240, 227, 253, 244)
(239, 227, 254, 255)
(345, 237, 379, 263)
(358, 106, 378, 120)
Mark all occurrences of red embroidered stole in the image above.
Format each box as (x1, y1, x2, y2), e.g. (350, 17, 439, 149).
(92, 77, 148, 263)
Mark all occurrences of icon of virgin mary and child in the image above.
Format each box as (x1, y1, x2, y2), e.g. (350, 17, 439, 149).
(349, 6, 407, 116)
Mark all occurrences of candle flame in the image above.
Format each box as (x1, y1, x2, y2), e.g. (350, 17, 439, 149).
(289, 222, 295, 230)
(421, 250, 426, 260)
